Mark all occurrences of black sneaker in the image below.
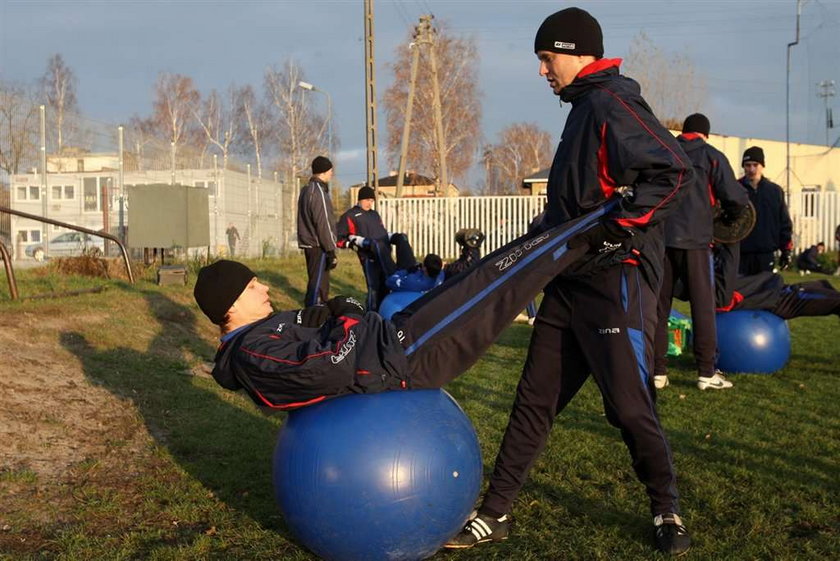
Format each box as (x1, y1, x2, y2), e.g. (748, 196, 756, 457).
(654, 513, 691, 556)
(444, 512, 511, 549)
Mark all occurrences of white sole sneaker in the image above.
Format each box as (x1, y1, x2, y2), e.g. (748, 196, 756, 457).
(697, 373, 733, 390)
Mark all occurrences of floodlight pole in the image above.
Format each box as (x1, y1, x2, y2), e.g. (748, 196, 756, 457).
(785, 0, 803, 206)
(298, 81, 333, 156)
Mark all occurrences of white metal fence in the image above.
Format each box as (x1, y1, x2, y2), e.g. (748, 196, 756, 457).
(377, 196, 546, 260)
(378, 193, 840, 261)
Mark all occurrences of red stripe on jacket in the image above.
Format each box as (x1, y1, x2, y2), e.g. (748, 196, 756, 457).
(597, 122, 617, 199)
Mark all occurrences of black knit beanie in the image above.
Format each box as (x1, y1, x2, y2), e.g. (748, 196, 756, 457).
(742, 146, 765, 167)
(194, 260, 256, 325)
(534, 7, 604, 57)
(357, 185, 376, 201)
(682, 113, 710, 136)
(312, 156, 333, 174)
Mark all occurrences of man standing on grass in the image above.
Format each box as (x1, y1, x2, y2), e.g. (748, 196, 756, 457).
(446, 7, 692, 556)
(297, 156, 338, 307)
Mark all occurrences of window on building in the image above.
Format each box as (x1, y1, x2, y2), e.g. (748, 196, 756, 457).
(64, 185, 75, 199)
(77, 159, 85, 172)
(83, 177, 98, 211)
(52, 185, 62, 200)
(18, 230, 41, 243)
(16, 186, 26, 200)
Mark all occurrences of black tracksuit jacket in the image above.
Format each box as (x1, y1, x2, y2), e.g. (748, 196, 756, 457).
(335, 205, 390, 250)
(738, 176, 792, 254)
(544, 59, 692, 286)
(212, 310, 408, 410)
(667, 134, 748, 248)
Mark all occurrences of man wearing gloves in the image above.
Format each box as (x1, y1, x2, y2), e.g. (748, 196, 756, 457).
(446, 7, 692, 556)
(737, 146, 793, 275)
(297, 156, 338, 306)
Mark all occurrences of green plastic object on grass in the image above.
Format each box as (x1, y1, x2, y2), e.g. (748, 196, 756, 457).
(667, 311, 692, 357)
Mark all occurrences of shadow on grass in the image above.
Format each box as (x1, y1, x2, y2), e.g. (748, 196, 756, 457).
(59, 289, 299, 542)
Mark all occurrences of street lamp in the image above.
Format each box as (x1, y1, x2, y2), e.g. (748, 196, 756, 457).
(298, 81, 332, 156)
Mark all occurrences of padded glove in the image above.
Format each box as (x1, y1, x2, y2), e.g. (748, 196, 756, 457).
(778, 249, 791, 270)
(327, 295, 366, 317)
(296, 305, 330, 328)
(326, 250, 338, 270)
(347, 235, 369, 251)
(567, 220, 631, 254)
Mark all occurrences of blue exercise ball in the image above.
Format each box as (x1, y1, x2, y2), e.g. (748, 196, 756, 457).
(379, 291, 423, 321)
(715, 310, 791, 374)
(273, 389, 482, 561)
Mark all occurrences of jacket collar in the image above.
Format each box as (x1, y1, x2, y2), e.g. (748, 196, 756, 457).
(560, 58, 622, 102)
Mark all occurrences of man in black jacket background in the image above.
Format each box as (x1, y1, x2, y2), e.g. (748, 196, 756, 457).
(653, 113, 748, 391)
(297, 156, 338, 306)
(737, 146, 793, 275)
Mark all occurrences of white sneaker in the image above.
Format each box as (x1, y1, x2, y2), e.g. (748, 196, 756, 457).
(654, 375, 669, 389)
(697, 371, 733, 390)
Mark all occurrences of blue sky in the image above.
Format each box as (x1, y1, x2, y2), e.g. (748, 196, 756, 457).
(1, 0, 838, 189)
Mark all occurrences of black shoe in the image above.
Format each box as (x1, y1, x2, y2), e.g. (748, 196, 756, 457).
(444, 512, 510, 549)
(654, 513, 691, 556)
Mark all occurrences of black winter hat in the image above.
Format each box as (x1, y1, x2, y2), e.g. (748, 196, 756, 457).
(357, 185, 376, 201)
(534, 7, 604, 57)
(742, 146, 765, 167)
(682, 113, 710, 136)
(194, 260, 256, 325)
(312, 156, 333, 174)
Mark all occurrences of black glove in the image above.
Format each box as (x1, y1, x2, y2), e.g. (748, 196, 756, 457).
(327, 295, 366, 317)
(326, 250, 338, 270)
(778, 249, 791, 270)
(296, 305, 330, 328)
(567, 221, 631, 254)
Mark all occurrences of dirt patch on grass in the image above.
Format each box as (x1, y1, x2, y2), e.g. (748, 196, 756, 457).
(0, 310, 159, 553)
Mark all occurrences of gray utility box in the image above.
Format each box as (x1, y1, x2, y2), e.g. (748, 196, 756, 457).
(157, 265, 188, 286)
(127, 184, 210, 249)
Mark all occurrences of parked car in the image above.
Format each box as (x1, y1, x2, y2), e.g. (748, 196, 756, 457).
(25, 232, 105, 261)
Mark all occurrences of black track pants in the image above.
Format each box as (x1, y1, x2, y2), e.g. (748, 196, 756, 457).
(654, 247, 717, 378)
(480, 264, 681, 518)
(303, 248, 330, 307)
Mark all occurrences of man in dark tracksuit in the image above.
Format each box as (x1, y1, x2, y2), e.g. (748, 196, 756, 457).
(711, 242, 840, 319)
(796, 243, 829, 274)
(297, 156, 338, 306)
(335, 185, 417, 311)
(653, 114, 748, 391)
(192, 206, 613, 411)
(446, 8, 692, 556)
(737, 146, 793, 275)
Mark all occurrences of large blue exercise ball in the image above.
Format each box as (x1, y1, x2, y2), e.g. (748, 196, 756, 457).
(379, 291, 423, 321)
(715, 310, 791, 374)
(273, 389, 482, 561)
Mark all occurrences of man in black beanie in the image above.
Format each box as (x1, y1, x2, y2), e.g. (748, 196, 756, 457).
(297, 156, 338, 306)
(335, 185, 418, 311)
(652, 113, 748, 392)
(737, 146, 793, 275)
(447, 6, 692, 556)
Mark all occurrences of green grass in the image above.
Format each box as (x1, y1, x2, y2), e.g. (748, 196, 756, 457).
(0, 258, 838, 560)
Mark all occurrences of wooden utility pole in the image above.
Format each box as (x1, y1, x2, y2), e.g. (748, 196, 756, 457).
(395, 18, 425, 199)
(363, 0, 380, 194)
(395, 15, 448, 198)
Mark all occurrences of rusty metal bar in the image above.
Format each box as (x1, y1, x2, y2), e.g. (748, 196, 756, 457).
(0, 205, 134, 284)
(0, 239, 19, 300)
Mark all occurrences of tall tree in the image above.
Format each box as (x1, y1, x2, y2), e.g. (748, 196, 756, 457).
(193, 85, 241, 168)
(124, 115, 157, 171)
(0, 81, 39, 175)
(234, 84, 274, 179)
(151, 72, 200, 164)
(623, 32, 708, 127)
(264, 60, 327, 183)
(383, 20, 481, 186)
(483, 122, 553, 195)
(39, 54, 79, 153)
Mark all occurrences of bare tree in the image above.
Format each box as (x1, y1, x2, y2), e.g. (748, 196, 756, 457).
(124, 115, 157, 171)
(235, 85, 274, 179)
(151, 72, 200, 164)
(39, 54, 79, 154)
(0, 81, 39, 175)
(383, 20, 481, 185)
(623, 32, 708, 126)
(264, 60, 327, 183)
(483, 122, 553, 195)
(193, 85, 241, 168)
